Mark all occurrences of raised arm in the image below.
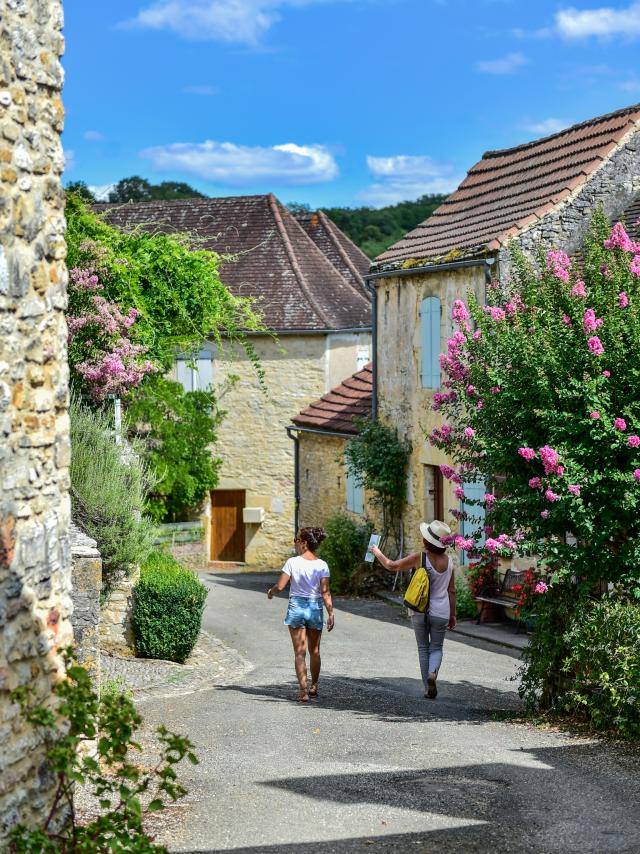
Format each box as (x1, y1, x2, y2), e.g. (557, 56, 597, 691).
(447, 572, 457, 629)
(371, 546, 421, 574)
(267, 572, 290, 598)
(320, 576, 334, 631)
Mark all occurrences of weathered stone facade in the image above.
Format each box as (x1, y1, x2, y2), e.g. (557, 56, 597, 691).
(376, 264, 487, 557)
(297, 432, 369, 529)
(69, 523, 101, 683)
(0, 0, 72, 841)
(203, 332, 370, 567)
(99, 567, 140, 655)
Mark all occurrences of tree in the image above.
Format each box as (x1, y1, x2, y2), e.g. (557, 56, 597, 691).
(108, 175, 205, 203)
(428, 209, 640, 703)
(65, 180, 96, 203)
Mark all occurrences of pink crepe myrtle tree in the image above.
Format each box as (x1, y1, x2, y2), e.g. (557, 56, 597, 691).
(428, 208, 640, 591)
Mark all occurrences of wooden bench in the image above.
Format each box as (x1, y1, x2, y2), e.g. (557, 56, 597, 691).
(474, 566, 528, 628)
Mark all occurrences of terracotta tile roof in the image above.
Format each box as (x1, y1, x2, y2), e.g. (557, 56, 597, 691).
(376, 103, 640, 268)
(95, 195, 371, 332)
(292, 363, 372, 435)
(294, 209, 371, 298)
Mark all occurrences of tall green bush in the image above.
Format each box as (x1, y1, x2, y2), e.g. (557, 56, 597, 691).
(70, 397, 155, 594)
(318, 514, 372, 594)
(133, 551, 207, 663)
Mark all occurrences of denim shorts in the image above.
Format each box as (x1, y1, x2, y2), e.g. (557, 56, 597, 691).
(284, 596, 324, 630)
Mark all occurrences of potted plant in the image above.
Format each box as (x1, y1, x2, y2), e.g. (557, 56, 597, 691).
(510, 567, 548, 631)
(466, 555, 500, 622)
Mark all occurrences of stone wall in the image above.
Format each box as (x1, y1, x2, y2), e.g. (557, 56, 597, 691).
(69, 523, 101, 684)
(99, 567, 140, 655)
(0, 0, 72, 842)
(376, 264, 487, 559)
(297, 432, 370, 529)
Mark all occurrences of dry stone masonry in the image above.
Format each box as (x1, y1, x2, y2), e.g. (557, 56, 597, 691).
(0, 0, 72, 841)
(69, 523, 101, 683)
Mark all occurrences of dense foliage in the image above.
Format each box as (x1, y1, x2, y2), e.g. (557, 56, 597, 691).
(66, 194, 265, 384)
(125, 377, 224, 522)
(318, 514, 372, 595)
(320, 194, 446, 258)
(344, 419, 411, 541)
(455, 574, 477, 619)
(9, 650, 197, 853)
(429, 209, 640, 590)
(428, 208, 640, 715)
(107, 176, 206, 203)
(133, 551, 208, 663)
(70, 398, 155, 594)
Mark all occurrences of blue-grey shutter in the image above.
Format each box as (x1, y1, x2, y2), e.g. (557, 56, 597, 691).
(460, 480, 486, 564)
(354, 481, 364, 515)
(421, 297, 441, 389)
(346, 470, 355, 513)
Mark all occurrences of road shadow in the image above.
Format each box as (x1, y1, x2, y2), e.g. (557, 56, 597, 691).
(182, 742, 640, 853)
(215, 672, 522, 725)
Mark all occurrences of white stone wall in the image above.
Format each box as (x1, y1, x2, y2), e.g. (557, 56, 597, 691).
(0, 0, 72, 841)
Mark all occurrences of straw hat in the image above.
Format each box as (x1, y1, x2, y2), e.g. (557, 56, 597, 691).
(419, 520, 451, 548)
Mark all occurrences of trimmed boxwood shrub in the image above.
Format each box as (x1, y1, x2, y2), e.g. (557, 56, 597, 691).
(133, 550, 208, 663)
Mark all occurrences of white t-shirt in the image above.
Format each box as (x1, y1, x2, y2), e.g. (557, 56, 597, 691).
(426, 554, 453, 620)
(282, 556, 330, 599)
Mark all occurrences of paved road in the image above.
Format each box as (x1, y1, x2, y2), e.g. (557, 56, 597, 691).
(142, 572, 640, 854)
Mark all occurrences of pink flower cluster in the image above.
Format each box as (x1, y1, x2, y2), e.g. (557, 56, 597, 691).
(631, 256, 640, 277)
(485, 534, 516, 554)
(546, 250, 571, 282)
(603, 222, 640, 253)
(562, 314, 572, 326)
(628, 435, 640, 448)
(614, 418, 627, 432)
(484, 493, 497, 505)
(439, 464, 462, 484)
(567, 484, 581, 496)
(583, 308, 603, 334)
(588, 336, 604, 356)
(464, 427, 475, 439)
(619, 292, 629, 308)
(529, 476, 542, 489)
(539, 445, 562, 475)
(534, 581, 548, 594)
(570, 281, 587, 298)
(428, 424, 453, 446)
(76, 341, 156, 400)
(69, 267, 101, 291)
(634, 469, 640, 482)
(452, 299, 470, 326)
(440, 331, 468, 383)
(545, 489, 560, 502)
(484, 305, 506, 322)
(454, 535, 475, 552)
(518, 447, 535, 461)
(431, 391, 457, 412)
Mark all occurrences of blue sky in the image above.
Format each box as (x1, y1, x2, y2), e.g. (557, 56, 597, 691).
(62, 0, 640, 207)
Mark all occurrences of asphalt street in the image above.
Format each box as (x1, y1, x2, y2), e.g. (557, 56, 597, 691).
(143, 572, 640, 854)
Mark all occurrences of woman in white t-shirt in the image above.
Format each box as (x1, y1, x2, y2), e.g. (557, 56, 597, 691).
(372, 520, 456, 700)
(267, 527, 335, 702)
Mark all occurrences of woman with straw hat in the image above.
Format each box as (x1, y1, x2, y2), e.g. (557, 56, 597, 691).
(372, 520, 456, 699)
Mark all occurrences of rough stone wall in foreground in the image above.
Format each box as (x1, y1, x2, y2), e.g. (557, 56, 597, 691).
(70, 523, 101, 684)
(0, 0, 72, 841)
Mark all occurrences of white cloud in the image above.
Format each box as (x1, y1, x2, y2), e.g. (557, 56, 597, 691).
(556, 2, 640, 39)
(521, 117, 571, 135)
(358, 155, 461, 207)
(83, 130, 105, 141)
(476, 51, 527, 74)
(140, 140, 339, 185)
(89, 183, 116, 201)
(183, 84, 219, 95)
(124, 0, 355, 45)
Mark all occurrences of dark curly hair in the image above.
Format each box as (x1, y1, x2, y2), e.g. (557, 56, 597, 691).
(297, 526, 327, 553)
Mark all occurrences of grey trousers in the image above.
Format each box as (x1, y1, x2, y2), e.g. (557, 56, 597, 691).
(410, 611, 448, 688)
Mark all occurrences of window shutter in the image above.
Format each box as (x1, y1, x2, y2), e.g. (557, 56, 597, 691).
(460, 480, 486, 564)
(420, 297, 441, 389)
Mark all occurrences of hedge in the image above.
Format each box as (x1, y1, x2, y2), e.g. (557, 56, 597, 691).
(133, 551, 207, 663)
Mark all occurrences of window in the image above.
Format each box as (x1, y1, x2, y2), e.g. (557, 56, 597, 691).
(460, 479, 486, 565)
(346, 469, 364, 515)
(420, 296, 441, 389)
(176, 351, 214, 392)
(423, 465, 444, 523)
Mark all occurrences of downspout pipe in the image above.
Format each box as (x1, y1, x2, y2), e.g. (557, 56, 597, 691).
(363, 275, 378, 418)
(286, 425, 300, 537)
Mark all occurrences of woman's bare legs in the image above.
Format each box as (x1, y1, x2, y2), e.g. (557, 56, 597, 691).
(306, 628, 322, 696)
(289, 626, 309, 700)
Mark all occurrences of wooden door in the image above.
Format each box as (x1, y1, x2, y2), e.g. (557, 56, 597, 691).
(211, 490, 245, 561)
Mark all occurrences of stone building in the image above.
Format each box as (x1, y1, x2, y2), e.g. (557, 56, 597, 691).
(101, 195, 371, 566)
(368, 103, 640, 559)
(0, 0, 73, 841)
(290, 363, 373, 530)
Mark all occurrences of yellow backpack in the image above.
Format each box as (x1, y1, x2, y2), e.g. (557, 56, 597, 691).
(403, 553, 430, 613)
